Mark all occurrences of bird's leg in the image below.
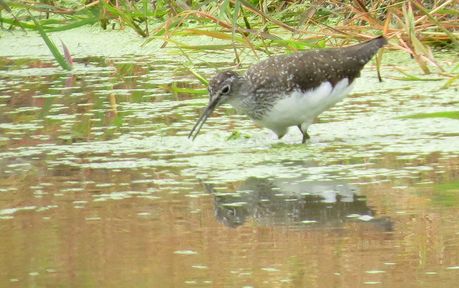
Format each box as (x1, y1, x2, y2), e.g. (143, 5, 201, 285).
(297, 125, 310, 144)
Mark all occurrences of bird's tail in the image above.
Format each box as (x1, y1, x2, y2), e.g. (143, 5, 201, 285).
(346, 35, 388, 64)
(367, 35, 388, 47)
(364, 35, 388, 52)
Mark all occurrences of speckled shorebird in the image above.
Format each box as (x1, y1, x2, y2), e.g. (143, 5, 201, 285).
(189, 36, 387, 143)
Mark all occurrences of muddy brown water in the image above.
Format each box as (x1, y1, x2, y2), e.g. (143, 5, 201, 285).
(1, 30, 459, 287)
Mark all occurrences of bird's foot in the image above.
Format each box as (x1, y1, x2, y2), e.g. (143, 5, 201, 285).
(297, 125, 310, 144)
(301, 131, 310, 144)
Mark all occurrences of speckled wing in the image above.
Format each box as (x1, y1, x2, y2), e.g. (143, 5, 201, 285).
(245, 36, 387, 94)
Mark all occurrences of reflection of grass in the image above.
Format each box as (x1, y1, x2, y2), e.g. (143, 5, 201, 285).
(436, 181, 459, 191)
(432, 181, 459, 207)
(401, 111, 459, 120)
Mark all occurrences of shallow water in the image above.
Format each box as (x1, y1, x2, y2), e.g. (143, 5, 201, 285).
(1, 30, 459, 287)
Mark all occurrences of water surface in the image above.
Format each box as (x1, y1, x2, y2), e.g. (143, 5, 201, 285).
(1, 30, 459, 287)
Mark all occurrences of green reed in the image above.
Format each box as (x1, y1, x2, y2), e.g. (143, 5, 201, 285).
(1, 0, 457, 76)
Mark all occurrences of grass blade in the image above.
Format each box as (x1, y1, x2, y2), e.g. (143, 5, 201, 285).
(187, 67, 208, 86)
(410, 0, 458, 46)
(61, 40, 73, 67)
(27, 10, 72, 71)
(401, 111, 459, 120)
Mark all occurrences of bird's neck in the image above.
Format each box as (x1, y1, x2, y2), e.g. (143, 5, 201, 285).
(226, 78, 257, 116)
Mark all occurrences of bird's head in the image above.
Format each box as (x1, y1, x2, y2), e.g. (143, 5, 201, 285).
(188, 70, 242, 140)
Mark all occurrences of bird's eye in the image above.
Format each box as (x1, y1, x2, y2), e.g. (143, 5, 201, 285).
(221, 85, 230, 94)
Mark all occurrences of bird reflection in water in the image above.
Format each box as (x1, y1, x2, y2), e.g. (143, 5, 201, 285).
(202, 177, 392, 230)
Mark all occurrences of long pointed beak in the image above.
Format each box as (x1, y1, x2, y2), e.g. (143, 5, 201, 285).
(188, 96, 220, 140)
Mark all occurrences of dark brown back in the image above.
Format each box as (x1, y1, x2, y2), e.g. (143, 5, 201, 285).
(246, 36, 387, 93)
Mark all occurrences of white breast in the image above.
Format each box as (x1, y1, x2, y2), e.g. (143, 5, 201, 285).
(258, 78, 354, 137)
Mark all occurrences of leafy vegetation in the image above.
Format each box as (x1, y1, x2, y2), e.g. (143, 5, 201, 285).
(1, 0, 458, 78)
(431, 180, 459, 207)
(401, 111, 459, 120)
